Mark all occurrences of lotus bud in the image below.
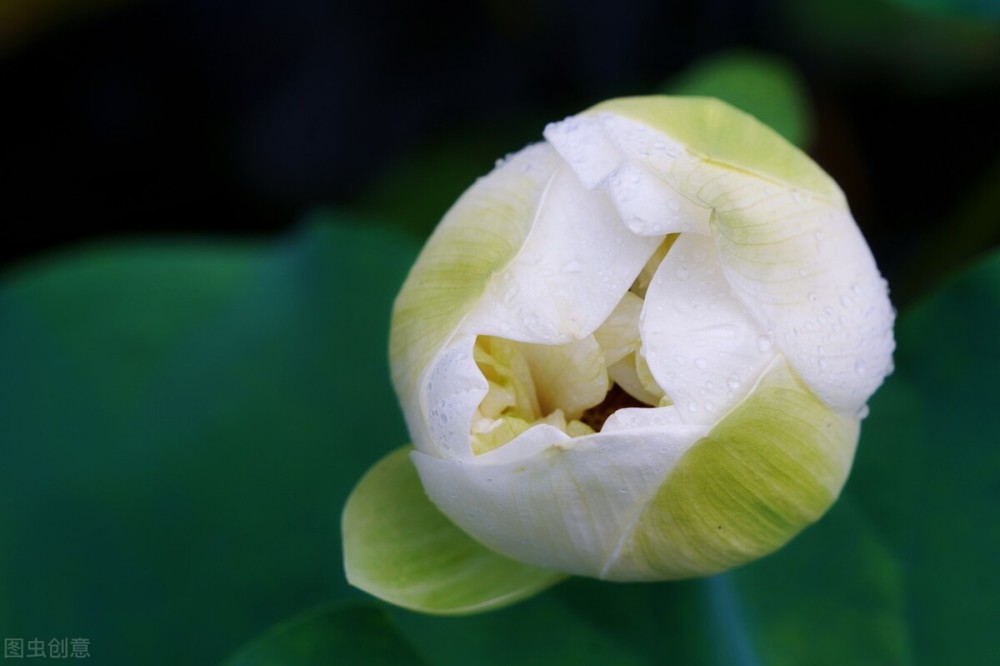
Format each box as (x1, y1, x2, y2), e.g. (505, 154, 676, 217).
(342, 96, 895, 611)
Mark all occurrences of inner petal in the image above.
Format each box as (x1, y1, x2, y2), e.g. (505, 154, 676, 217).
(467, 236, 694, 454)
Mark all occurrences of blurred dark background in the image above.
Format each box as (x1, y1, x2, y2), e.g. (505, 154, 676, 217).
(2, 0, 998, 306)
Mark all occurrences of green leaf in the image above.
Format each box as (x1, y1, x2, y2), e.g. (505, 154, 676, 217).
(0, 214, 418, 664)
(661, 50, 813, 148)
(774, 0, 1000, 92)
(224, 603, 427, 666)
(343, 446, 565, 615)
(846, 249, 1000, 664)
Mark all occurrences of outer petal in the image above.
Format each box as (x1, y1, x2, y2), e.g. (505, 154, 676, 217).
(603, 361, 859, 580)
(544, 115, 713, 237)
(411, 423, 708, 578)
(583, 97, 895, 414)
(343, 447, 565, 615)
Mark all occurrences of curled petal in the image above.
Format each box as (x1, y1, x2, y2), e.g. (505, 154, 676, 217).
(641, 233, 776, 424)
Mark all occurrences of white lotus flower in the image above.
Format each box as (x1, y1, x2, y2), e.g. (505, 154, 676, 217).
(343, 96, 895, 613)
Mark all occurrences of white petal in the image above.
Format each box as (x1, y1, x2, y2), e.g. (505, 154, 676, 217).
(542, 115, 622, 188)
(544, 115, 712, 237)
(463, 160, 661, 343)
(711, 202, 895, 415)
(593, 291, 644, 365)
(411, 423, 707, 578)
(641, 234, 776, 424)
(573, 99, 895, 414)
(420, 334, 486, 459)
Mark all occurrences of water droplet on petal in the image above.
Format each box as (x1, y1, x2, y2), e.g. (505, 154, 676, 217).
(694, 357, 708, 370)
(854, 359, 867, 374)
(756, 335, 773, 352)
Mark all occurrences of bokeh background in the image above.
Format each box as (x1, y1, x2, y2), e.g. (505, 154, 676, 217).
(1, 0, 998, 664)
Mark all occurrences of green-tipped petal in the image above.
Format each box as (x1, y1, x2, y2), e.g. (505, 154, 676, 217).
(587, 96, 840, 200)
(550, 97, 894, 414)
(605, 362, 859, 579)
(342, 447, 564, 615)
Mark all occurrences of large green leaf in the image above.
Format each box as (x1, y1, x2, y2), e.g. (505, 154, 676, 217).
(225, 603, 427, 666)
(0, 215, 418, 664)
(3, 206, 996, 665)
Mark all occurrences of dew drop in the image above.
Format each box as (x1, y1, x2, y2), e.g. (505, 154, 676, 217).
(756, 335, 773, 352)
(694, 357, 708, 370)
(854, 359, 867, 374)
(562, 259, 583, 273)
(675, 265, 691, 280)
(727, 375, 742, 390)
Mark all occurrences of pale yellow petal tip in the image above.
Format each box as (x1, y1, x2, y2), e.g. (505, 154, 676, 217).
(586, 96, 844, 202)
(342, 447, 564, 615)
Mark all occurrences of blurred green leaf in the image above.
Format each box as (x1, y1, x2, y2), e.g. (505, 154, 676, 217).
(225, 603, 427, 666)
(887, 0, 1000, 21)
(662, 50, 813, 148)
(846, 249, 1000, 664)
(3, 208, 997, 665)
(0, 214, 418, 664)
(775, 0, 1000, 92)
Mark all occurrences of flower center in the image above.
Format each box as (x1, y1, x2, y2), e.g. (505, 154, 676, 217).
(470, 235, 677, 455)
